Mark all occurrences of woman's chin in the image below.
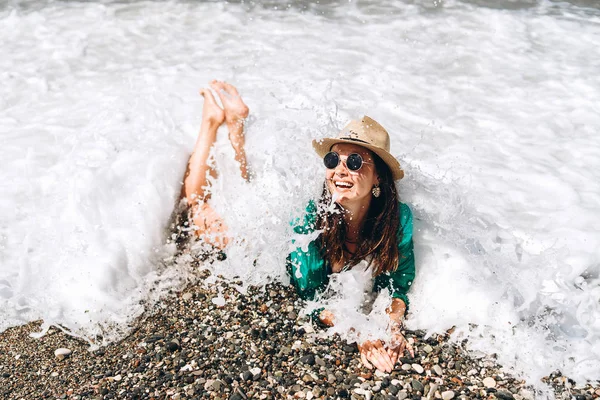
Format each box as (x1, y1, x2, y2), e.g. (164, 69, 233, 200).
(334, 194, 353, 206)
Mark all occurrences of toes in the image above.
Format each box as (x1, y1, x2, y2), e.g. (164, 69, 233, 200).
(210, 80, 227, 94)
(210, 80, 239, 97)
(199, 88, 218, 104)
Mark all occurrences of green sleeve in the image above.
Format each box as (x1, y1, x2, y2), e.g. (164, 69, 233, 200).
(286, 201, 330, 300)
(374, 203, 416, 309)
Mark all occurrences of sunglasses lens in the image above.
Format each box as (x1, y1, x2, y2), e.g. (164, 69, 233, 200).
(323, 152, 340, 169)
(346, 153, 363, 171)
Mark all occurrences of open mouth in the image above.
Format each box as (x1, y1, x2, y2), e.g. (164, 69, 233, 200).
(334, 181, 354, 189)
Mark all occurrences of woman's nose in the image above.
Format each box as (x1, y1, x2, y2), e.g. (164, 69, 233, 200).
(334, 159, 349, 176)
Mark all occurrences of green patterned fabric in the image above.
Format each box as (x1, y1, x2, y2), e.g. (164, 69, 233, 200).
(286, 201, 416, 308)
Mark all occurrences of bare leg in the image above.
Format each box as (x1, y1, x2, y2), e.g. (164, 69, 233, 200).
(210, 80, 250, 181)
(181, 88, 228, 247)
(182, 88, 225, 204)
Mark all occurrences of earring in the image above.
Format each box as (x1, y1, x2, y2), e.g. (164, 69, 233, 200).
(372, 185, 381, 198)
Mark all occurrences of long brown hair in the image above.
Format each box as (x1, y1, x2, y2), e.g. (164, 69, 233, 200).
(315, 153, 401, 276)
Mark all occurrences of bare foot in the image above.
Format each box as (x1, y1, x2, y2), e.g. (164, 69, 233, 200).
(199, 88, 225, 126)
(210, 80, 249, 127)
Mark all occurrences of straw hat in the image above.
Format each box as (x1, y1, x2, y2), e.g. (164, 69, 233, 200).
(312, 116, 404, 180)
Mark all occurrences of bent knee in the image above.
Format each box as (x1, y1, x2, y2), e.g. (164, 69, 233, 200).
(191, 203, 229, 249)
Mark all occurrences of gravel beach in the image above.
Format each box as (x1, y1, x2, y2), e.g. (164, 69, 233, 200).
(0, 269, 598, 400)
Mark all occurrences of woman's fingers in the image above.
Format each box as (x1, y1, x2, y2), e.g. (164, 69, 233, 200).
(387, 348, 399, 366)
(368, 351, 387, 372)
(361, 340, 400, 373)
(406, 340, 415, 358)
(371, 341, 394, 372)
(359, 344, 374, 369)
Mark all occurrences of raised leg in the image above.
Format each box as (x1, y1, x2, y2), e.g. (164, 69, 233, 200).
(181, 88, 228, 248)
(182, 88, 225, 204)
(210, 80, 250, 181)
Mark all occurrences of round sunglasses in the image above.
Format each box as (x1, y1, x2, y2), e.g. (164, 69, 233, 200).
(323, 151, 373, 172)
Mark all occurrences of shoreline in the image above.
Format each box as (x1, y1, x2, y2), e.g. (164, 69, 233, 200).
(0, 271, 598, 400)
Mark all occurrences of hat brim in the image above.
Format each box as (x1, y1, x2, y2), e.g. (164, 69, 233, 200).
(312, 138, 404, 181)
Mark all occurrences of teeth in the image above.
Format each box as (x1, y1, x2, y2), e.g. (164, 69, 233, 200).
(335, 181, 353, 188)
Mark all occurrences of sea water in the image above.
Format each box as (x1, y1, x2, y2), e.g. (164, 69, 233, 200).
(1, 0, 599, 391)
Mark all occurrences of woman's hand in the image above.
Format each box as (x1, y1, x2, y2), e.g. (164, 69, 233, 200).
(358, 339, 396, 373)
(319, 309, 335, 327)
(386, 330, 414, 366)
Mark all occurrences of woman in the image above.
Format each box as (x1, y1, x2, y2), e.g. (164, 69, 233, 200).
(181, 81, 416, 373)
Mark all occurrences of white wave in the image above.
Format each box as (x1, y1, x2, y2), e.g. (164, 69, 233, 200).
(1, 0, 599, 388)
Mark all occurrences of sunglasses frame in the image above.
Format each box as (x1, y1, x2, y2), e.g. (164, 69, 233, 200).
(323, 151, 373, 172)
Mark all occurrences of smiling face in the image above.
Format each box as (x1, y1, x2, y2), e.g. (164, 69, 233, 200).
(325, 143, 379, 208)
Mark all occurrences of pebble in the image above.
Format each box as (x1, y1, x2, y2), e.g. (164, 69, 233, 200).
(483, 376, 497, 388)
(411, 379, 424, 393)
(496, 391, 516, 400)
(54, 348, 72, 360)
(427, 383, 438, 399)
(412, 363, 424, 374)
(374, 369, 387, 378)
(0, 278, 596, 400)
(300, 354, 315, 366)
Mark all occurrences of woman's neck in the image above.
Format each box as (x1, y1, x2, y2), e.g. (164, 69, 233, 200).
(342, 200, 371, 241)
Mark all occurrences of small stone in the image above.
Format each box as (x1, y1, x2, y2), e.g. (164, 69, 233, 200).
(145, 334, 163, 343)
(411, 379, 424, 393)
(412, 363, 424, 374)
(496, 391, 515, 400)
(433, 365, 443, 376)
(401, 364, 412, 371)
(374, 369, 388, 378)
(300, 354, 315, 366)
(113, 374, 122, 381)
(483, 377, 496, 388)
(166, 340, 180, 352)
(54, 348, 72, 360)
(182, 292, 193, 301)
(51, 372, 59, 377)
(241, 370, 253, 381)
(441, 390, 455, 400)
(423, 344, 433, 353)
(250, 367, 261, 377)
(397, 390, 408, 400)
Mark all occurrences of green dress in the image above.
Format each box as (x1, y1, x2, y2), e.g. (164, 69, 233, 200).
(286, 201, 416, 308)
